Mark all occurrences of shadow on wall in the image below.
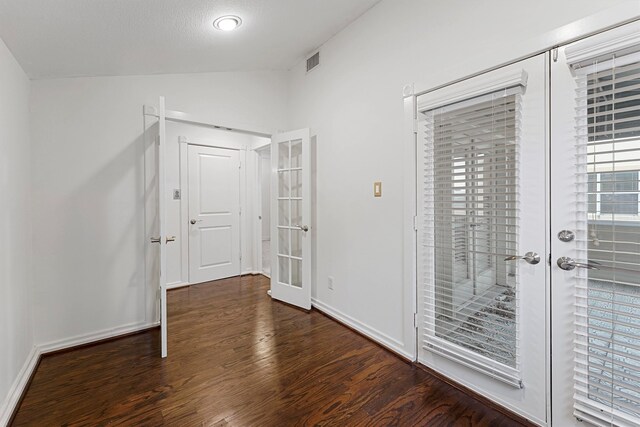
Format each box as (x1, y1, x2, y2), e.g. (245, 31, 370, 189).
(39, 117, 159, 341)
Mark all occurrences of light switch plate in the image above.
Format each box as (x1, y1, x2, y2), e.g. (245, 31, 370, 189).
(374, 181, 382, 197)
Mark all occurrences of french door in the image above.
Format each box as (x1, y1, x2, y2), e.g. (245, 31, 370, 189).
(416, 54, 549, 424)
(416, 20, 640, 426)
(552, 21, 640, 427)
(270, 129, 312, 310)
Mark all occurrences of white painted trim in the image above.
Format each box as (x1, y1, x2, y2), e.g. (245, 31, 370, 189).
(311, 298, 412, 360)
(38, 321, 159, 354)
(0, 321, 159, 426)
(142, 106, 273, 138)
(253, 140, 271, 152)
(251, 150, 262, 279)
(166, 109, 272, 138)
(417, 359, 545, 427)
(166, 281, 190, 290)
(566, 19, 640, 66)
(403, 93, 418, 362)
(179, 139, 189, 285)
(416, 69, 528, 112)
(0, 346, 39, 427)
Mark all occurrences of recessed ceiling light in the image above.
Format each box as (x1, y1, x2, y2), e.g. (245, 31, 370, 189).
(213, 15, 242, 31)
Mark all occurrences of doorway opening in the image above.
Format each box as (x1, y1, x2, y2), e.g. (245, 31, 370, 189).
(256, 144, 271, 277)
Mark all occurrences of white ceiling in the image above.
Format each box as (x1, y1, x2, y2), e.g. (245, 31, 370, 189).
(0, 0, 381, 79)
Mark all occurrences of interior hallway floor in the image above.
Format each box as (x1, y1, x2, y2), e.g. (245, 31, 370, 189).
(11, 276, 527, 426)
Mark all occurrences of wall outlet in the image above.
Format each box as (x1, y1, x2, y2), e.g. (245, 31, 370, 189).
(328, 276, 334, 290)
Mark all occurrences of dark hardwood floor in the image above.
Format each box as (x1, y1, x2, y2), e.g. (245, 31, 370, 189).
(12, 275, 526, 426)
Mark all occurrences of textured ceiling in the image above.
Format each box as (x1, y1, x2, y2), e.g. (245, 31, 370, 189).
(0, 0, 381, 79)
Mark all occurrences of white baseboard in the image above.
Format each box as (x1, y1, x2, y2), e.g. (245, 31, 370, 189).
(38, 321, 159, 355)
(0, 346, 40, 427)
(248, 271, 270, 278)
(311, 298, 413, 360)
(0, 321, 159, 426)
(166, 281, 190, 290)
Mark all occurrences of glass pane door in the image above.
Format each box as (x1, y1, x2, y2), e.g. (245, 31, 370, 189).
(270, 129, 311, 310)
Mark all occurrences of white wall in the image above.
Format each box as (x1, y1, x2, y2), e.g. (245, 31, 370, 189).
(0, 38, 33, 424)
(30, 71, 287, 347)
(287, 0, 632, 358)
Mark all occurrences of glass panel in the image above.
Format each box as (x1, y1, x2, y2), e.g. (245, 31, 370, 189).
(278, 200, 289, 226)
(583, 63, 640, 419)
(278, 171, 290, 197)
(600, 193, 638, 215)
(291, 258, 302, 288)
(278, 256, 289, 285)
(291, 229, 302, 258)
(430, 94, 519, 368)
(278, 141, 290, 170)
(291, 139, 302, 168)
(278, 228, 290, 256)
(291, 199, 302, 226)
(291, 170, 302, 198)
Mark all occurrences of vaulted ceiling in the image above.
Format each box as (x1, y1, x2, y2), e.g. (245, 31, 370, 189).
(0, 0, 381, 79)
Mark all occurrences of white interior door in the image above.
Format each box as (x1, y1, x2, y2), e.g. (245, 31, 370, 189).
(158, 96, 168, 358)
(188, 145, 241, 284)
(552, 22, 640, 427)
(270, 129, 311, 310)
(416, 54, 549, 424)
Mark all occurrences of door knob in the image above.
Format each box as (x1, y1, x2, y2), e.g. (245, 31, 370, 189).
(557, 257, 600, 271)
(504, 252, 540, 265)
(294, 224, 309, 232)
(190, 219, 202, 225)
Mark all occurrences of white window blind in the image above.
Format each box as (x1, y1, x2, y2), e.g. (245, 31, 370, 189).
(418, 87, 523, 388)
(573, 52, 640, 427)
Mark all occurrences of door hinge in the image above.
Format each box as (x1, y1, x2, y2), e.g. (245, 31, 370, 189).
(413, 312, 418, 328)
(552, 47, 559, 62)
(413, 215, 418, 231)
(413, 119, 419, 134)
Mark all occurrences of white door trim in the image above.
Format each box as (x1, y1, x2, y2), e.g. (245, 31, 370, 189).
(252, 144, 272, 277)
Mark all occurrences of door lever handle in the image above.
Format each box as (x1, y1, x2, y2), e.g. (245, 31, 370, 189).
(557, 257, 600, 271)
(293, 224, 309, 232)
(190, 219, 203, 225)
(166, 236, 176, 244)
(504, 252, 540, 265)
(150, 237, 161, 244)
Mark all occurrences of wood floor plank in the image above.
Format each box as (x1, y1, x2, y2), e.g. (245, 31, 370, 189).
(11, 275, 529, 426)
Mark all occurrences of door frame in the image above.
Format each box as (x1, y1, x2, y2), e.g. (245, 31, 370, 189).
(409, 54, 551, 424)
(253, 141, 272, 278)
(403, 5, 640, 425)
(142, 106, 273, 289)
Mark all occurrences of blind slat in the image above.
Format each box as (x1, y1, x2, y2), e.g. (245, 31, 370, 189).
(418, 90, 522, 384)
(572, 52, 640, 425)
